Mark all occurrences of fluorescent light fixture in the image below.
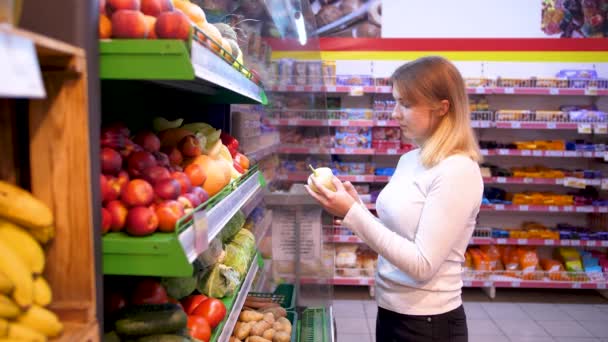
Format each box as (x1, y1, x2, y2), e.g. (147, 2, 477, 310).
(294, 11, 307, 45)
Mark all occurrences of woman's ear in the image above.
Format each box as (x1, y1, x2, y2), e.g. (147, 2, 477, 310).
(438, 100, 450, 116)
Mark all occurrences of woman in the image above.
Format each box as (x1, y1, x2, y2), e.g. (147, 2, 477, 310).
(306, 56, 483, 342)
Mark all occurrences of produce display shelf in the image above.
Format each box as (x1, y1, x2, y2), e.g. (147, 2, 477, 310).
(480, 204, 608, 213)
(470, 237, 608, 247)
(102, 168, 265, 277)
(270, 85, 607, 96)
(214, 253, 262, 342)
(99, 39, 266, 104)
(300, 307, 331, 342)
(246, 143, 279, 162)
(278, 146, 412, 155)
(253, 209, 273, 245)
(481, 149, 605, 158)
(264, 118, 399, 127)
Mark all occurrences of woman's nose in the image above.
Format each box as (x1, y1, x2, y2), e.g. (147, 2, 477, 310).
(391, 107, 400, 120)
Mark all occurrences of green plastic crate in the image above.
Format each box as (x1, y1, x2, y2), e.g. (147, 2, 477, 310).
(248, 283, 295, 310)
(300, 307, 329, 342)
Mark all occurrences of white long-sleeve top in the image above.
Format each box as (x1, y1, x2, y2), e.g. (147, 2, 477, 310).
(342, 149, 483, 315)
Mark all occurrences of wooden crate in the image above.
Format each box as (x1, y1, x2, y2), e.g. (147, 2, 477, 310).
(0, 28, 99, 341)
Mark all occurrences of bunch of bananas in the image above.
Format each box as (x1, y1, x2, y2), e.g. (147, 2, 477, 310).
(0, 181, 62, 341)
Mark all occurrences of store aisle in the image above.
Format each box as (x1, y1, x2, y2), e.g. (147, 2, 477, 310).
(333, 287, 608, 342)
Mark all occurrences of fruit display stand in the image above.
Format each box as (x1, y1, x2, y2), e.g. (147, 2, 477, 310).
(0, 27, 99, 340)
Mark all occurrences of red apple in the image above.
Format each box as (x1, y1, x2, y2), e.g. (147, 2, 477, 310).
(178, 135, 202, 158)
(161, 146, 183, 166)
(101, 130, 128, 150)
(155, 10, 192, 40)
(100, 0, 107, 14)
(103, 122, 130, 137)
(142, 165, 171, 184)
(101, 147, 123, 175)
(102, 207, 112, 234)
(127, 151, 157, 178)
(153, 151, 170, 167)
(177, 195, 193, 210)
(171, 171, 192, 194)
(107, 0, 140, 16)
(126, 206, 158, 236)
(122, 179, 155, 207)
(120, 138, 143, 160)
(112, 10, 148, 39)
(101, 175, 111, 202)
(141, 0, 174, 17)
(191, 187, 210, 204)
(155, 200, 185, 232)
(134, 131, 161, 153)
(116, 170, 130, 193)
(106, 200, 128, 232)
(181, 193, 201, 208)
(104, 175, 122, 203)
(154, 178, 181, 200)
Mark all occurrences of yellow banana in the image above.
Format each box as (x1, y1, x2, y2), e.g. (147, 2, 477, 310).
(0, 272, 13, 295)
(7, 322, 46, 342)
(32, 278, 51, 307)
(0, 295, 20, 319)
(0, 219, 45, 274)
(0, 181, 53, 231)
(0, 239, 32, 309)
(0, 318, 8, 337)
(17, 305, 62, 338)
(25, 226, 54, 245)
(0, 339, 29, 342)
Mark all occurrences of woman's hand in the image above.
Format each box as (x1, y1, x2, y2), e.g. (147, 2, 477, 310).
(305, 176, 356, 217)
(343, 181, 361, 203)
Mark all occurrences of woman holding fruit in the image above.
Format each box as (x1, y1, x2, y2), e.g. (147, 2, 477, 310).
(306, 56, 483, 342)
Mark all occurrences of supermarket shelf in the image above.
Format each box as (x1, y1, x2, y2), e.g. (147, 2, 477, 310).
(480, 204, 608, 213)
(481, 149, 605, 158)
(295, 276, 375, 286)
(102, 169, 264, 277)
(463, 279, 606, 289)
(324, 235, 364, 243)
(99, 39, 266, 104)
(278, 146, 411, 155)
(463, 271, 607, 289)
(470, 237, 608, 247)
(265, 118, 399, 127)
(215, 254, 261, 342)
(253, 210, 273, 244)
(246, 143, 279, 161)
(270, 84, 607, 96)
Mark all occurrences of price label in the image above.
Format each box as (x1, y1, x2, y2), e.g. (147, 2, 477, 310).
(480, 149, 489, 156)
(585, 87, 598, 96)
(549, 88, 559, 95)
(571, 240, 581, 246)
(599, 207, 608, 213)
(483, 281, 493, 287)
(376, 120, 387, 126)
(339, 120, 349, 126)
(544, 239, 555, 245)
(0, 33, 46, 98)
(497, 238, 507, 244)
(549, 206, 559, 212)
(572, 282, 582, 289)
(495, 204, 505, 211)
(463, 281, 472, 287)
(287, 119, 298, 126)
(546, 150, 564, 157)
(583, 151, 593, 158)
(326, 86, 336, 92)
(518, 239, 528, 244)
(497, 177, 507, 183)
(520, 205, 529, 211)
(504, 87, 515, 94)
(523, 178, 534, 184)
(311, 85, 321, 92)
(604, 152, 608, 162)
(575, 206, 592, 212)
(471, 121, 480, 128)
(511, 122, 521, 129)
(511, 282, 521, 287)
(475, 86, 486, 94)
(349, 86, 364, 96)
(594, 123, 608, 134)
(547, 122, 557, 129)
(603, 180, 608, 191)
(564, 177, 587, 189)
(193, 211, 209, 255)
(533, 150, 543, 156)
(481, 121, 491, 128)
(578, 123, 592, 134)
(499, 149, 510, 155)
(344, 148, 354, 154)
(355, 175, 365, 182)
(598, 283, 607, 289)
(564, 151, 577, 157)
(387, 149, 398, 155)
(521, 150, 532, 156)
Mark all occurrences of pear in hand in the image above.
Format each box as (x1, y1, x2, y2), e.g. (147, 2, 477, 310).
(307, 165, 337, 193)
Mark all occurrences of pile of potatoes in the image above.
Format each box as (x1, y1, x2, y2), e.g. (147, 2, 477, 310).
(229, 296, 292, 342)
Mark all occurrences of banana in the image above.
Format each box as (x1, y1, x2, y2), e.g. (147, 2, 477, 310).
(0, 318, 7, 337)
(0, 339, 29, 342)
(0, 295, 20, 319)
(17, 305, 62, 338)
(25, 226, 54, 245)
(7, 322, 46, 342)
(0, 219, 45, 274)
(0, 272, 13, 295)
(32, 278, 51, 307)
(0, 181, 53, 231)
(0, 239, 32, 309)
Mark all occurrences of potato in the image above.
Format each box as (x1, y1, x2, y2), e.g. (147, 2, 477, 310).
(261, 307, 286, 319)
(250, 320, 271, 336)
(230, 337, 242, 342)
(245, 337, 271, 342)
(234, 321, 252, 340)
(263, 312, 275, 324)
(262, 328, 275, 340)
(239, 310, 264, 322)
(273, 331, 290, 342)
(277, 317, 292, 334)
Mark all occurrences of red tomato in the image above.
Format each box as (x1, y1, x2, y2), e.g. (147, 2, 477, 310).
(130, 278, 168, 305)
(104, 291, 126, 315)
(181, 294, 209, 315)
(188, 315, 211, 341)
(192, 298, 226, 329)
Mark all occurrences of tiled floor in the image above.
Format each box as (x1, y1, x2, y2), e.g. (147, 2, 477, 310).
(332, 287, 608, 342)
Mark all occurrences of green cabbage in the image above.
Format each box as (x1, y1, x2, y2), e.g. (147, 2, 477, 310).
(161, 275, 197, 300)
(223, 243, 250, 280)
(219, 210, 246, 243)
(197, 264, 240, 299)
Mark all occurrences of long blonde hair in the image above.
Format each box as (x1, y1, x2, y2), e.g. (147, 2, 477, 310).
(391, 56, 482, 168)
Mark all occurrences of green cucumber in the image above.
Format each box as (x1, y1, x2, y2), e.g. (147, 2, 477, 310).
(136, 334, 191, 342)
(115, 306, 187, 337)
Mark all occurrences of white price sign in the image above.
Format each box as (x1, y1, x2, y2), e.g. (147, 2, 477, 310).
(517, 239, 528, 244)
(475, 86, 486, 94)
(504, 87, 515, 94)
(494, 204, 505, 211)
(497, 238, 507, 244)
(578, 123, 592, 134)
(498, 149, 510, 155)
(547, 122, 557, 129)
(511, 122, 521, 129)
(387, 149, 398, 155)
(349, 86, 364, 96)
(496, 177, 506, 183)
(549, 206, 559, 212)
(339, 120, 349, 126)
(595, 123, 608, 134)
(521, 150, 532, 156)
(0, 32, 46, 98)
(585, 87, 598, 96)
(544, 239, 555, 245)
(549, 88, 559, 95)
(376, 120, 387, 126)
(602, 179, 608, 190)
(519, 205, 529, 211)
(287, 119, 298, 126)
(533, 150, 543, 157)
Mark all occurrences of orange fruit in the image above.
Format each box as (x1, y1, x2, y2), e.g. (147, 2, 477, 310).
(144, 15, 157, 39)
(99, 14, 112, 39)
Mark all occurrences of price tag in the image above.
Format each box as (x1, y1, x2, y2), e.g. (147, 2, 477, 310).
(594, 123, 608, 134)
(480, 149, 489, 156)
(571, 240, 581, 246)
(583, 151, 593, 158)
(471, 121, 480, 128)
(599, 207, 608, 213)
(495, 204, 505, 211)
(326, 86, 336, 92)
(564, 177, 587, 189)
(575, 206, 593, 212)
(511, 282, 521, 287)
(475, 86, 486, 94)
(483, 281, 492, 287)
(344, 148, 354, 154)
(193, 211, 209, 254)
(544, 239, 555, 245)
(295, 85, 305, 91)
(511, 122, 521, 129)
(550, 88, 559, 95)
(602, 179, 608, 190)
(355, 175, 365, 182)
(585, 87, 598, 96)
(339, 120, 349, 126)
(521, 150, 532, 156)
(565, 151, 578, 157)
(497, 238, 507, 244)
(572, 282, 582, 289)
(578, 123, 592, 134)
(549, 206, 559, 212)
(497, 177, 507, 183)
(349, 86, 364, 96)
(598, 283, 607, 289)
(311, 85, 321, 92)
(533, 150, 543, 156)
(387, 149, 398, 155)
(547, 122, 557, 129)
(504, 87, 515, 94)
(499, 149, 510, 155)
(518, 239, 528, 244)
(546, 150, 564, 157)
(463, 281, 472, 287)
(563, 206, 573, 212)
(523, 178, 534, 184)
(376, 120, 387, 126)
(0, 32, 46, 98)
(481, 121, 491, 128)
(520, 205, 529, 211)
(287, 119, 298, 126)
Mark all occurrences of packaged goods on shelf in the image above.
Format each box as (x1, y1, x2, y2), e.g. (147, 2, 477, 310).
(470, 98, 490, 112)
(465, 77, 495, 87)
(372, 127, 401, 149)
(335, 127, 372, 148)
(479, 140, 606, 152)
(336, 75, 374, 86)
(322, 61, 337, 85)
(335, 244, 377, 278)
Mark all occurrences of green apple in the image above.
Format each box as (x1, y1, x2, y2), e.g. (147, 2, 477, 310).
(308, 165, 337, 193)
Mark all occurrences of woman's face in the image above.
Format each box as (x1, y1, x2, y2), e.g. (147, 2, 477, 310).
(391, 87, 437, 144)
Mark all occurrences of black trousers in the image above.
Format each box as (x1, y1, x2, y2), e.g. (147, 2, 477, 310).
(376, 305, 468, 342)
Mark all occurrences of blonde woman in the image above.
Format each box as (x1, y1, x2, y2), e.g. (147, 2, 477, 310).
(306, 56, 483, 342)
